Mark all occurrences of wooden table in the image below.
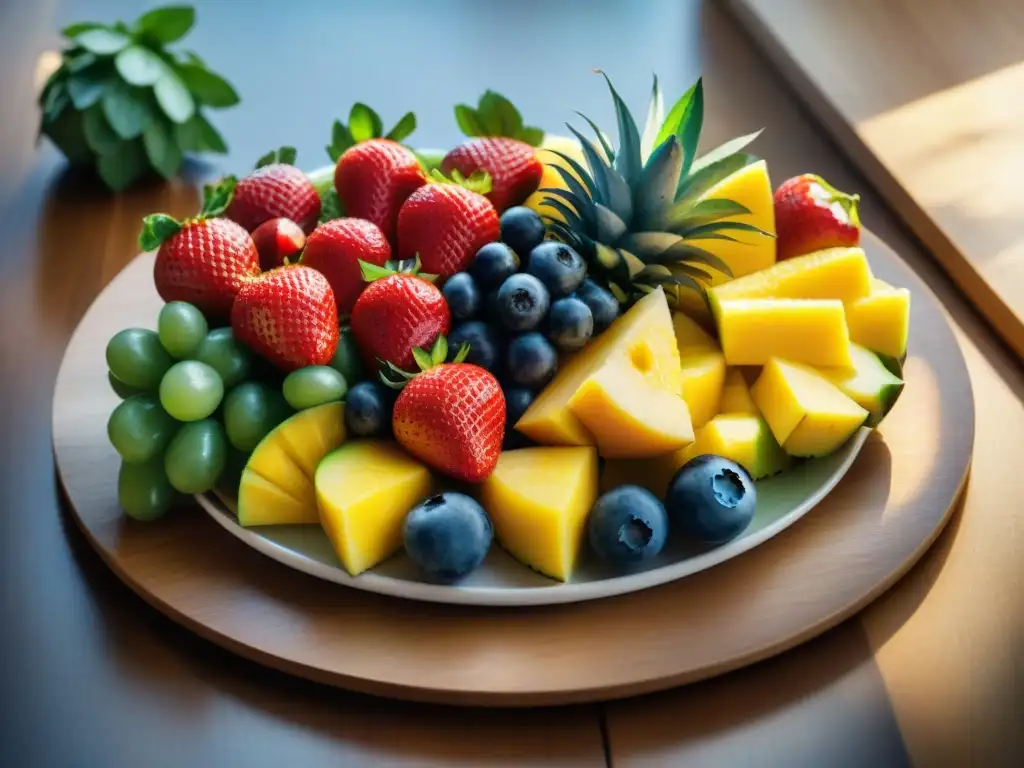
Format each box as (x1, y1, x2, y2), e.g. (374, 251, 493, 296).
(1, 1, 1019, 765)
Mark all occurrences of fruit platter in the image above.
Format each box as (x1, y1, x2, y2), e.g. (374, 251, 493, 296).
(101, 74, 912, 606)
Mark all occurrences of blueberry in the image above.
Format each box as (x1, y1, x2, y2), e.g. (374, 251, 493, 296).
(496, 273, 550, 332)
(505, 332, 557, 389)
(442, 272, 479, 320)
(665, 455, 756, 545)
(449, 320, 502, 372)
(527, 242, 586, 298)
(547, 296, 594, 353)
(503, 387, 536, 449)
(344, 380, 393, 437)
(499, 206, 546, 261)
(575, 278, 620, 332)
(470, 242, 520, 291)
(403, 493, 493, 582)
(588, 485, 669, 564)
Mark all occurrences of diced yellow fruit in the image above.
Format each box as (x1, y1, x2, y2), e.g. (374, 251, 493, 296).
(275, 402, 346, 478)
(568, 357, 694, 458)
(315, 441, 433, 576)
(720, 368, 759, 415)
(708, 246, 872, 318)
(679, 414, 791, 480)
(600, 454, 681, 499)
(480, 447, 598, 581)
(688, 159, 776, 280)
(672, 311, 719, 355)
(716, 298, 853, 367)
(245, 438, 313, 510)
(518, 288, 683, 445)
(238, 470, 315, 527)
(679, 352, 726, 428)
(845, 278, 911, 359)
(752, 358, 868, 457)
(817, 344, 905, 427)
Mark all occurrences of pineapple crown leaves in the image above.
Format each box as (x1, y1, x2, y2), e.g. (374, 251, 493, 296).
(378, 336, 471, 390)
(454, 90, 544, 146)
(357, 255, 439, 285)
(254, 145, 297, 169)
(41, 5, 239, 192)
(428, 168, 493, 195)
(137, 175, 236, 250)
(326, 103, 417, 162)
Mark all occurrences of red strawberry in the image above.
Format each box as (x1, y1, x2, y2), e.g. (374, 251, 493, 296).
(227, 161, 321, 235)
(300, 218, 391, 316)
(231, 265, 338, 371)
(386, 340, 505, 483)
(774, 174, 861, 260)
(251, 217, 306, 271)
(143, 183, 261, 319)
(441, 138, 543, 212)
(397, 182, 499, 277)
(350, 266, 450, 372)
(334, 139, 426, 244)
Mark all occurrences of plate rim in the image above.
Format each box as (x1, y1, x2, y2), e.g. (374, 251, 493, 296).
(196, 427, 870, 607)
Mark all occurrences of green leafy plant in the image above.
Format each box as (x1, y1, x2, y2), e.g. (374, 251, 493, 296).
(39, 5, 240, 191)
(454, 90, 544, 146)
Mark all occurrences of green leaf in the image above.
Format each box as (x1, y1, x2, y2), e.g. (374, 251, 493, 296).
(62, 22, 104, 37)
(549, 150, 598, 203)
(667, 198, 750, 231)
(349, 103, 382, 143)
(412, 346, 434, 372)
(454, 104, 485, 137)
(115, 45, 166, 86)
(677, 80, 704, 178)
(97, 141, 146, 191)
(102, 83, 153, 138)
(617, 232, 681, 261)
(67, 71, 110, 109)
(608, 282, 629, 304)
(478, 90, 523, 136)
(460, 170, 492, 195)
(174, 112, 227, 153)
(82, 105, 122, 155)
(143, 119, 182, 179)
(255, 150, 276, 168)
(594, 204, 628, 243)
(597, 71, 642, 186)
(66, 52, 98, 73)
(176, 63, 239, 108)
(452, 343, 471, 364)
(640, 74, 664, 160)
(134, 6, 195, 44)
(574, 112, 615, 166)
(675, 151, 757, 205)
(670, 263, 714, 283)
(154, 71, 195, 123)
(41, 83, 71, 123)
(618, 248, 647, 279)
(318, 188, 343, 223)
(181, 51, 206, 67)
(201, 177, 237, 217)
(431, 336, 448, 366)
(633, 135, 682, 230)
(658, 242, 733, 277)
(681, 221, 773, 239)
(566, 123, 609, 204)
(278, 146, 297, 165)
(139, 213, 182, 250)
(690, 129, 763, 175)
(75, 28, 131, 55)
(359, 260, 394, 283)
(655, 79, 697, 150)
(385, 111, 416, 142)
(519, 126, 545, 147)
(541, 198, 585, 232)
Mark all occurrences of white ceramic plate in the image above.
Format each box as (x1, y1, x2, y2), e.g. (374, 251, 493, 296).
(197, 428, 869, 607)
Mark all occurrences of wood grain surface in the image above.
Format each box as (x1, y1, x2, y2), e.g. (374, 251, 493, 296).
(724, 0, 1024, 363)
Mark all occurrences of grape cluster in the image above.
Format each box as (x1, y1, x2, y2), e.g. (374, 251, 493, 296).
(440, 206, 620, 448)
(105, 302, 366, 522)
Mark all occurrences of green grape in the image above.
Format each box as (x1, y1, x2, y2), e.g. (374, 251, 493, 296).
(108, 371, 144, 400)
(283, 366, 347, 410)
(118, 458, 176, 521)
(106, 328, 173, 390)
(159, 360, 224, 422)
(223, 381, 291, 452)
(328, 328, 365, 384)
(195, 327, 253, 388)
(157, 301, 209, 359)
(107, 395, 179, 464)
(164, 419, 228, 494)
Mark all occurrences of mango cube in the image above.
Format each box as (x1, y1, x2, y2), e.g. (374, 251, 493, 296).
(817, 344, 905, 427)
(719, 368, 759, 415)
(679, 414, 792, 480)
(716, 298, 853, 367)
(845, 278, 911, 360)
(481, 446, 598, 582)
(315, 440, 433, 576)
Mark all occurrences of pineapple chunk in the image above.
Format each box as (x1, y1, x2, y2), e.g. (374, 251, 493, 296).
(568, 357, 694, 458)
(238, 402, 346, 527)
(674, 312, 726, 428)
(679, 414, 792, 480)
(716, 298, 853, 368)
(315, 440, 433, 576)
(752, 358, 868, 457)
(817, 344, 905, 427)
(720, 368, 759, 415)
(845, 278, 911, 360)
(672, 311, 718, 354)
(517, 287, 683, 446)
(481, 447, 598, 581)
(708, 246, 873, 316)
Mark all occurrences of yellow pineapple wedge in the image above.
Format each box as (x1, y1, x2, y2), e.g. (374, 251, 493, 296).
(844, 278, 911, 361)
(481, 446, 598, 582)
(672, 312, 727, 428)
(516, 287, 683, 446)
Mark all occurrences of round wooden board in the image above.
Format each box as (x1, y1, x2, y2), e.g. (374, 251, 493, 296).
(52, 231, 973, 707)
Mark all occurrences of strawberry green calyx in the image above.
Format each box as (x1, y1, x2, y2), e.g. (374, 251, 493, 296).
(254, 146, 298, 169)
(137, 176, 237, 250)
(808, 174, 861, 230)
(429, 168, 493, 195)
(379, 335, 470, 390)
(358, 256, 438, 284)
(454, 90, 544, 146)
(326, 103, 417, 162)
